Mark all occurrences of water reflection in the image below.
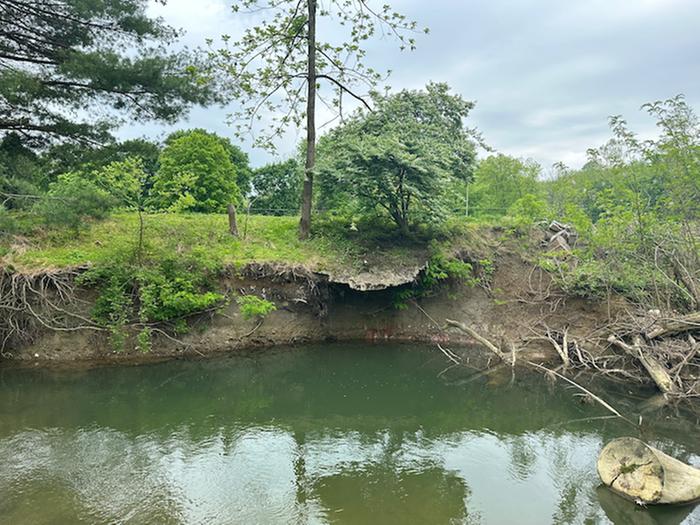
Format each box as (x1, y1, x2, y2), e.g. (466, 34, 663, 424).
(0, 344, 698, 524)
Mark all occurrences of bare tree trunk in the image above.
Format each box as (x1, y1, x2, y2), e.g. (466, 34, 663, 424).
(299, 0, 316, 240)
(228, 203, 238, 237)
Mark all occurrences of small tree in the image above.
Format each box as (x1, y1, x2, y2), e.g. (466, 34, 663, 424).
(92, 158, 151, 261)
(150, 130, 241, 213)
(316, 83, 477, 235)
(207, 0, 426, 238)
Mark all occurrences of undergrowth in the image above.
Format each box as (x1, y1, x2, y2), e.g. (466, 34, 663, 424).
(77, 256, 225, 351)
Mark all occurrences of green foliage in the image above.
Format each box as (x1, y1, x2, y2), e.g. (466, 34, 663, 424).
(471, 154, 541, 217)
(393, 251, 476, 309)
(34, 173, 115, 231)
(317, 83, 478, 234)
(137, 327, 152, 353)
(0, 204, 16, 236)
(78, 257, 225, 349)
(89, 158, 149, 207)
(150, 130, 242, 212)
(0, 133, 42, 209)
(251, 159, 301, 215)
(165, 129, 252, 196)
(507, 193, 551, 226)
(541, 95, 700, 311)
(236, 295, 277, 320)
(0, 0, 215, 146)
(42, 139, 161, 188)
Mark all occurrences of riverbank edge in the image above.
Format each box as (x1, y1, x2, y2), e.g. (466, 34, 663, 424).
(1, 244, 622, 368)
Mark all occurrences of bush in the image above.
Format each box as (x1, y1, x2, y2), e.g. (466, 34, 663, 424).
(77, 257, 225, 349)
(236, 295, 276, 320)
(507, 193, 551, 226)
(393, 251, 476, 309)
(34, 173, 115, 231)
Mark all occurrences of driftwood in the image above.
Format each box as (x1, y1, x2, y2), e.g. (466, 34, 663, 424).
(597, 437, 700, 505)
(527, 361, 631, 423)
(607, 335, 676, 394)
(444, 318, 512, 364)
(647, 312, 700, 339)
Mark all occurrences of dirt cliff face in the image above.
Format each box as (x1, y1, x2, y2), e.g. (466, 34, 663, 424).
(1, 248, 622, 366)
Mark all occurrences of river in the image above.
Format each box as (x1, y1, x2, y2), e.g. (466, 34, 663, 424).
(0, 343, 698, 524)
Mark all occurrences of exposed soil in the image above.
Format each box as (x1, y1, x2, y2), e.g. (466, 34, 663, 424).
(0, 234, 626, 368)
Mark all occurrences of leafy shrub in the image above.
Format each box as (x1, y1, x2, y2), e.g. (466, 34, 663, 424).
(34, 173, 114, 231)
(78, 257, 225, 349)
(393, 252, 476, 309)
(507, 193, 551, 226)
(236, 295, 276, 320)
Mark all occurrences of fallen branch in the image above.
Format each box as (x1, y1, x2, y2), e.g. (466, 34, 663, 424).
(437, 343, 461, 364)
(527, 361, 634, 425)
(444, 318, 511, 364)
(545, 326, 570, 369)
(647, 312, 700, 339)
(608, 335, 676, 394)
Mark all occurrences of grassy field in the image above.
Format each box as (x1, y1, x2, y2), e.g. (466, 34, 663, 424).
(1, 212, 366, 272)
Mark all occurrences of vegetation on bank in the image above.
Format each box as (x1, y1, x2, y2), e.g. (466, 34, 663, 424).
(0, 0, 698, 379)
(1, 213, 357, 272)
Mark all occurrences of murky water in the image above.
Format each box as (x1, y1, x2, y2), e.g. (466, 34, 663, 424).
(0, 344, 698, 524)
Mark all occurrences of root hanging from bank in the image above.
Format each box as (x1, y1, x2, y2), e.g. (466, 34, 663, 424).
(0, 267, 105, 355)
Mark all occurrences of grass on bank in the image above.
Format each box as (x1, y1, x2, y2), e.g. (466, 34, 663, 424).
(0, 211, 434, 273)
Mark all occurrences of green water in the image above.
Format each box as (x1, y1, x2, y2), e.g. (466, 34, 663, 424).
(0, 343, 698, 525)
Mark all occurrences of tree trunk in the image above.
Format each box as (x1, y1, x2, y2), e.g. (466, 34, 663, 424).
(228, 203, 238, 237)
(299, 0, 316, 240)
(597, 437, 700, 505)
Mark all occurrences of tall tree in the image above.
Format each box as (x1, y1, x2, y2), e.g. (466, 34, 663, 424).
(208, 0, 426, 238)
(316, 83, 477, 235)
(470, 154, 541, 216)
(165, 129, 253, 196)
(251, 159, 301, 215)
(150, 130, 241, 213)
(0, 0, 215, 146)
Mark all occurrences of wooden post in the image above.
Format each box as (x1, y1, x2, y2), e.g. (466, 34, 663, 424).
(228, 204, 238, 237)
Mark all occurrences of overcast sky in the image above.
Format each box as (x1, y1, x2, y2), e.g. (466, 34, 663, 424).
(118, 0, 700, 171)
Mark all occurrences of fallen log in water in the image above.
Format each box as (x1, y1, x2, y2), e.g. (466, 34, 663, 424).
(597, 437, 700, 505)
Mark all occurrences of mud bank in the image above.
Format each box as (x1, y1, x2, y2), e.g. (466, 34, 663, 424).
(0, 246, 622, 366)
